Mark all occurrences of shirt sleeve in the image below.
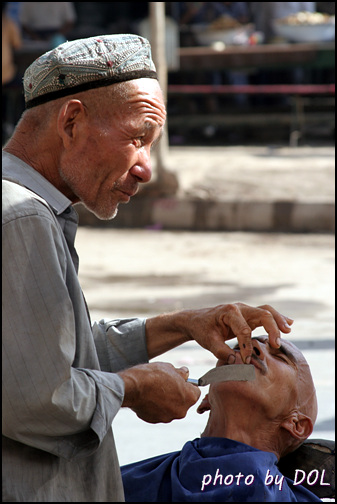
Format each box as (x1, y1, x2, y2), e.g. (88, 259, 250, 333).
(92, 317, 149, 373)
(2, 200, 125, 460)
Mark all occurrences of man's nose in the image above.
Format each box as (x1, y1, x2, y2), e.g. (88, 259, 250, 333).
(129, 147, 152, 183)
(252, 340, 265, 360)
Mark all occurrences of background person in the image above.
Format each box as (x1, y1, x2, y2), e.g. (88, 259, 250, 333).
(2, 1, 22, 144)
(19, 1, 76, 42)
(250, 2, 317, 43)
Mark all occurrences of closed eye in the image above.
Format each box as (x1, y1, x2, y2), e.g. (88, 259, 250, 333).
(133, 132, 162, 151)
(133, 137, 145, 148)
(273, 353, 289, 363)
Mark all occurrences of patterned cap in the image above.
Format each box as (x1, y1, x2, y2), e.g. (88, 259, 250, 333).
(24, 34, 157, 108)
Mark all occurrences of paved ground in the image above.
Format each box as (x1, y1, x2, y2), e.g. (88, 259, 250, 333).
(76, 144, 335, 232)
(74, 143, 336, 471)
(76, 227, 335, 466)
(75, 143, 335, 467)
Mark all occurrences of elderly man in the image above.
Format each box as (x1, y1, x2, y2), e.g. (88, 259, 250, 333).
(2, 35, 293, 502)
(121, 337, 321, 502)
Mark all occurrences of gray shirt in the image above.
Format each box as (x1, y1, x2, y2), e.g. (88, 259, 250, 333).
(2, 151, 149, 502)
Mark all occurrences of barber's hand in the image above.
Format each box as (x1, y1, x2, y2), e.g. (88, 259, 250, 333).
(183, 302, 293, 365)
(118, 362, 201, 424)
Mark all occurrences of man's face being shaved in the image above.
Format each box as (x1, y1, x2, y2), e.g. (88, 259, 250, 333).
(209, 337, 317, 423)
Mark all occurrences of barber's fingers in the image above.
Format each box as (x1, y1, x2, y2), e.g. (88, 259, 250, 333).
(176, 366, 201, 401)
(203, 335, 241, 365)
(121, 362, 201, 423)
(176, 366, 189, 380)
(219, 304, 254, 363)
(166, 365, 201, 415)
(258, 304, 294, 347)
(181, 302, 294, 365)
(219, 303, 294, 363)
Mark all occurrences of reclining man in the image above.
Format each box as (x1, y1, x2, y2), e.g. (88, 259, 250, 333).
(122, 336, 322, 502)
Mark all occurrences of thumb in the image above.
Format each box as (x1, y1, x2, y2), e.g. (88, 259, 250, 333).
(176, 366, 189, 379)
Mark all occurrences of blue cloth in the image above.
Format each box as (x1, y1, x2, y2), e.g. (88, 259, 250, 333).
(121, 437, 322, 502)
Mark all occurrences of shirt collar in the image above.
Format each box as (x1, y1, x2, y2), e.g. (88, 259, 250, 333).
(2, 151, 72, 215)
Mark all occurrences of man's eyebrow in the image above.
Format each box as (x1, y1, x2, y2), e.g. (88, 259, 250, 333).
(142, 120, 163, 135)
(253, 336, 298, 364)
(143, 120, 156, 131)
(278, 343, 298, 364)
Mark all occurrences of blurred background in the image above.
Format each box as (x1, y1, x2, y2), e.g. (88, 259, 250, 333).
(3, 1, 335, 486)
(2, 1, 335, 146)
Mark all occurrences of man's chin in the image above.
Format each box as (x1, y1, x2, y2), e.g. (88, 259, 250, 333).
(84, 202, 119, 221)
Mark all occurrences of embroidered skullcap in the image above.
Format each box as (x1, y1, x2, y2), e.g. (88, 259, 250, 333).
(24, 34, 157, 108)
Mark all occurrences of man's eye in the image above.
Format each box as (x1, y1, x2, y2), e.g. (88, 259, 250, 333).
(133, 137, 144, 148)
(274, 354, 288, 363)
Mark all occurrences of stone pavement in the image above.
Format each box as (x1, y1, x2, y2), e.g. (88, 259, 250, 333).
(76, 227, 335, 467)
(75, 144, 335, 468)
(76, 144, 335, 233)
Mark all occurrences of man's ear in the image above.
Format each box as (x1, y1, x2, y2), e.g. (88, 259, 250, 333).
(197, 394, 211, 414)
(56, 99, 86, 148)
(281, 412, 314, 441)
